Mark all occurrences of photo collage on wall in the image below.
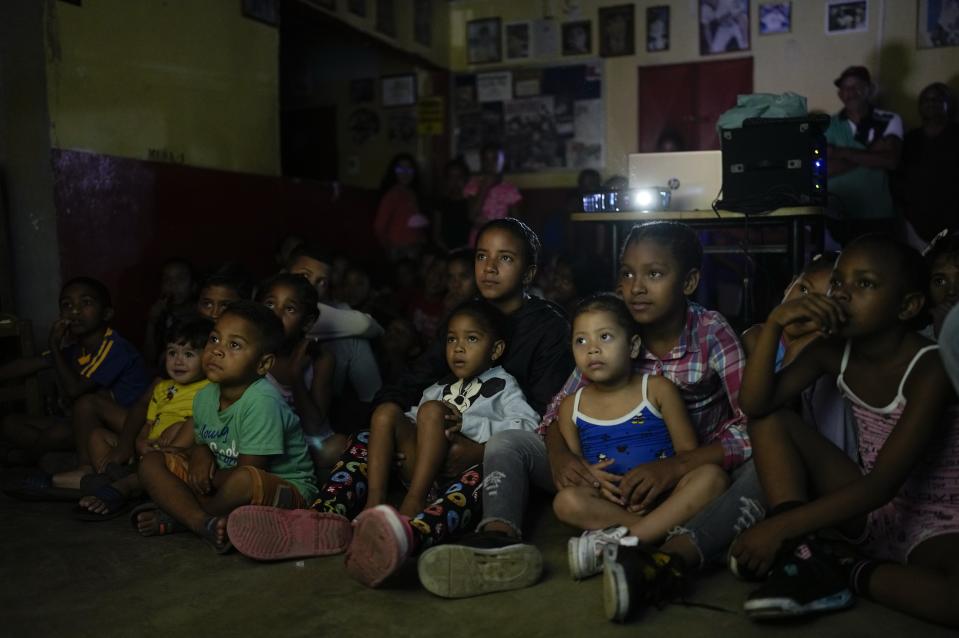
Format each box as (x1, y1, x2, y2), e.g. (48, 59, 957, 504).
(454, 63, 603, 172)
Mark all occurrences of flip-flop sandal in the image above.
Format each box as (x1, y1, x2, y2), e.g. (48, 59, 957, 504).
(79, 473, 114, 496)
(201, 516, 233, 554)
(73, 485, 133, 522)
(104, 462, 136, 482)
(129, 502, 187, 536)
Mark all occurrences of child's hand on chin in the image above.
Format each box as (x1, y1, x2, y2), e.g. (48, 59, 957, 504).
(770, 294, 846, 336)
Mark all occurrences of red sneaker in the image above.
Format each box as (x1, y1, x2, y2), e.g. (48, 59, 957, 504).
(344, 505, 414, 587)
(227, 506, 351, 561)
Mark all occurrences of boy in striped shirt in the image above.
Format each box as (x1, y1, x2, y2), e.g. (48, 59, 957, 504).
(0, 277, 150, 490)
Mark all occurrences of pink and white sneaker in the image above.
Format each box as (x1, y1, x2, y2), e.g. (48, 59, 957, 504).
(345, 505, 415, 587)
(227, 506, 352, 561)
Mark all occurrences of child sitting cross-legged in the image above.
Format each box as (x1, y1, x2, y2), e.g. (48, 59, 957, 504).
(75, 316, 212, 519)
(133, 301, 319, 552)
(343, 298, 541, 586)
(0, 277, 151, 494)
(731, 235, 959, 626)
(554, 293, 728, 579)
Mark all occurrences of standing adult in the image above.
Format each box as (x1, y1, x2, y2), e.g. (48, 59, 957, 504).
(373, 154, 429, 261)
(465, 143, 523, 247)
(895, 82, 959, 242)
(825, 66, 904, 239)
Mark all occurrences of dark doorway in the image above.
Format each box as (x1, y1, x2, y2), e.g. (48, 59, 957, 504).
(638, 57, 753, 152)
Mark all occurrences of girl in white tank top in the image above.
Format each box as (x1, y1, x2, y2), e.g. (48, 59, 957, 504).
(732, 235, 959, 627)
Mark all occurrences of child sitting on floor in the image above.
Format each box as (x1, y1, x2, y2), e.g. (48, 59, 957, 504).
(143, 258, 198, 369)
(195, 270, 252, 321)
(741, 253, 858, 459)
(257, 273, 346, 469)
(553, 293, 727, 579)
(133, 301, 318, 552)
(76, 316, 212, 519)
(732, 235, 959, 627)
(0, 277, 151, 493)
(348, 298, 540, 586)
(923, 229, 958, 337)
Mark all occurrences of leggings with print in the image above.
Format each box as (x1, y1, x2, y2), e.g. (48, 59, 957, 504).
(312, 431, 484, 553)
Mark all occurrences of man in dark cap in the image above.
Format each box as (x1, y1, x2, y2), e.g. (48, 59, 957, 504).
(825, 66, 904, 237)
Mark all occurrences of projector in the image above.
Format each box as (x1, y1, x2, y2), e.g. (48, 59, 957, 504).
(582, 187, 670, 212)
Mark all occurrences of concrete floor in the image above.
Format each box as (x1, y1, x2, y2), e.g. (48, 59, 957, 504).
(2, 488, 955, 638)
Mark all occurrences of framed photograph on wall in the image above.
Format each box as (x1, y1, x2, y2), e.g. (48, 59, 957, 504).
(826, 0, 868, 35)
(699, 0, 750, 54)
(506, 22, 531, 59)
(242, 0, 280, 26)
(467, 18, 502, 64)
(918, 0, 959, 48)
(646, 6, 670, 52)
(562, 21, 592, 55)
(599, 5, 635, 57)
(759, 2, 791, 35)
(381, 74, 416, 107)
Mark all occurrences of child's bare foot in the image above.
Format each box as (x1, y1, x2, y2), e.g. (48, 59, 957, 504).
(129, 503, 186, 537)
(200, 516, 232, 554)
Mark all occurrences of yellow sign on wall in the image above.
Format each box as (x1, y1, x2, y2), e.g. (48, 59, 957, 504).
(417, 96, 444, 135)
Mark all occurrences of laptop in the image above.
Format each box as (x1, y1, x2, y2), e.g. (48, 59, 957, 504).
(628, 150, 723, 211)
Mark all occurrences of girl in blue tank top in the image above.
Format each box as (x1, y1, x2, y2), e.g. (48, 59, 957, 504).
(554, 294, 731, 563)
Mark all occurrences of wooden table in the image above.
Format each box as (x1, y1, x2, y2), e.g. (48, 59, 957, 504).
(570, 206, 828, 278)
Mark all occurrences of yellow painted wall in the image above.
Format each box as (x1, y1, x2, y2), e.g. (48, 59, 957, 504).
(449, 0, 959, 189)
(45, 0, 280, 175)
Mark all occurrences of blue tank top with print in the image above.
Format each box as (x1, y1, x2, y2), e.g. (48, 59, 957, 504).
(575, 374, 675, 475)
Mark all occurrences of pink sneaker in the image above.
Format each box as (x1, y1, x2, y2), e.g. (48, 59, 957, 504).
(227, 506, 351, 561)
(344, 505, 414, 587)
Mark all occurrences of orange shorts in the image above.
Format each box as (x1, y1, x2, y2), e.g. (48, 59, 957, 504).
(163, 452, 306, 509)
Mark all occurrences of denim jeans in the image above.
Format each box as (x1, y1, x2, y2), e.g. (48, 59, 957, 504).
(477, 430, 554, 538)
(666, 458, 766, 566)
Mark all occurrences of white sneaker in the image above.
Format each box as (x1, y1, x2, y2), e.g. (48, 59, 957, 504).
(567, 526, 631, 580)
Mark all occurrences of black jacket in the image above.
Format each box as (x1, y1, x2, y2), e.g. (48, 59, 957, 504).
(374, 296, 574, 417)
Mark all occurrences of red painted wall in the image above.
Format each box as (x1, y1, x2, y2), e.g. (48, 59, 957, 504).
(52, 149, 380, 345)
(50, 149, 579, 347)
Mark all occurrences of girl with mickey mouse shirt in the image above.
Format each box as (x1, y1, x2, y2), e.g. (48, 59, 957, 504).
(366, 298, 539, 520)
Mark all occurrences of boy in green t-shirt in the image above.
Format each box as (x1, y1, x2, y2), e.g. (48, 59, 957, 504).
(135, 301, 317, 552)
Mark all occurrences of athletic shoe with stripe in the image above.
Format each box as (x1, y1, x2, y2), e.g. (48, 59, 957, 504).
(744, 536, 854, 619)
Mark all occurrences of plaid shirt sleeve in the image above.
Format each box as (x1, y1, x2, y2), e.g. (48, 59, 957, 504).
(706, 319, 751, 470)
(537, 367, 587, 436)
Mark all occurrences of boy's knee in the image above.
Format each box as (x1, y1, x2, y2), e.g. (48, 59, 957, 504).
(417, 400, 450, 422)
(370, 402, 403, 431)
(552, 486, 587, 522)
(695, 463, 731, 497)
(137, 451, 166, 478)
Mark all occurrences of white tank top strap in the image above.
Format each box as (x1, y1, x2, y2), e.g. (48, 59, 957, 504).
(895, 344, 940, 401)
(572, 386, 585, 418)
(641, 373, 649, 404)
(839, 340, 853, 375)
